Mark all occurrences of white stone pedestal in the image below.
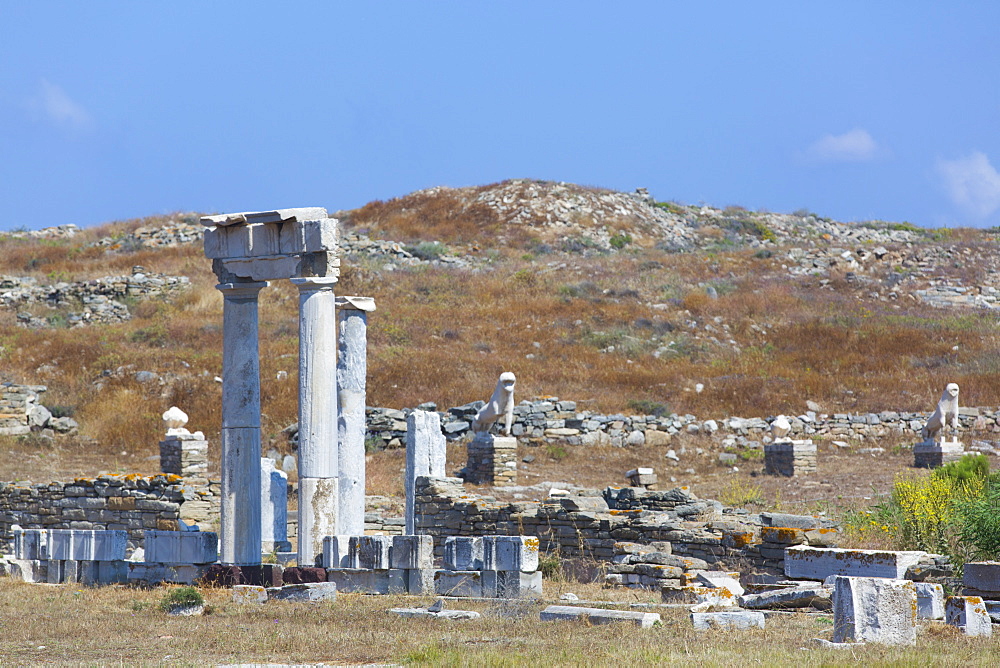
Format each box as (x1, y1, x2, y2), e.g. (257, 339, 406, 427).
(466, 433, 517, 486)
(764, 439, 816, 476)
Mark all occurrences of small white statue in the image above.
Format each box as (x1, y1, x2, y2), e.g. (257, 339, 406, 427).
(921, 383, 960, 443)
(471, 372, 516, 436)
(162, 406, 190, 436)
(770, 415, 791, 440)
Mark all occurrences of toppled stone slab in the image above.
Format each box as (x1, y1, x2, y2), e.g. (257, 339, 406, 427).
(945, 596, 992, 637)
(661, 585, 738, 609)
(785, 546, 926, 580)
(693, 571, 744, 597)
(540, 605, 660, 628)
(389, 608, 481, 621)
(232, 585, 268, 604)
(691, 611, 765, 630)
(739, 585, 832, 610)
(268, 582, 338, 603)
(832, 576, 916, 646)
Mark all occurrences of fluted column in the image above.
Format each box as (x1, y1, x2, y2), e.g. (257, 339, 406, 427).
(291, 276, 339, 566)
(336, 296, 375, 537)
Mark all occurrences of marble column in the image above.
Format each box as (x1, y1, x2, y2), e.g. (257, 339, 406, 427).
(291, 276, 339, 567)
(217, 280, 268, 565)
(335, 296, 376, 537)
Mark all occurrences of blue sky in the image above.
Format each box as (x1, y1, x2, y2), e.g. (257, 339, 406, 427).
(2, 3, 999, 231)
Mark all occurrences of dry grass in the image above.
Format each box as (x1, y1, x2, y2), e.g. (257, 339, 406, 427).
(0, 579, 996, 666)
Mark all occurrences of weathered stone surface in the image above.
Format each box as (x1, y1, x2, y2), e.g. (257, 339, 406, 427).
(434, 570, 483, 597)
(232, 585, 268, 604)
(963, 561, 1000, 595)
(390, 607, 481, 620)
(739, 585, 832, 610)
(945, 596, 992, 637)
(269, 582, 338, 602)
(444, 537, 483, 571)
(832, 576, 916, 646)
(483, 536, 540, 572)
(482, 570, 543, 598)
(785, 546, 925, 580)
(915, 582, 944, 620)
(144, 530, 218, 565)
(390, 535, 434, 570)
(691, 611, 765, 630)
(540, 605, 660, 628)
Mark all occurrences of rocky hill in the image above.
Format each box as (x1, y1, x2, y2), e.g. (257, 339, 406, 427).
(0, 181, 998, 494)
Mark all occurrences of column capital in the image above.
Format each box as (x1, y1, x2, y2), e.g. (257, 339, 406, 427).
(334, 296, 376, 312)
(290, 276, 339, 292)
(216, 281, 269, 297)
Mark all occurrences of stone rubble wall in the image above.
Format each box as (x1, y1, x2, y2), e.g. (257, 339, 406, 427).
(0, 474, 221, 555)
(411, 477, 832, 576)
(364, 398, 998, 449)
(1, 266, 190, 327)
(0, 383, 49, 436)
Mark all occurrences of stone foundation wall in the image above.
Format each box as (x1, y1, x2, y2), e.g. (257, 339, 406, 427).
(411, 477, 836, 576)
(0, 474, 221, 554)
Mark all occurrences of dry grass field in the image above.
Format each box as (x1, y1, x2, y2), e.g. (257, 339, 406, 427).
(0, 578, 997, 666)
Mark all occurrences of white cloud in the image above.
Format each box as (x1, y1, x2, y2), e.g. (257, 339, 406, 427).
(807, 128, 878, 163)
(937, 151, 1000, 220)
(27, 79, 94, 131)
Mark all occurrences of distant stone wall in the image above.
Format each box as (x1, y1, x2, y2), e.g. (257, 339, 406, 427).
(410, 476, 837, 575)
(0, 474, 220, 555)
(364, 399, 998, 449)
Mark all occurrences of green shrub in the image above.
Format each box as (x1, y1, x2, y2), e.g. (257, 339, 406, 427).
(934, 454, 991, 484)
(404, 241, 448, 261)
(159, 586, 204, 612)
(954, 478, 1000, 562)
(538, 551, 563, 580)
(609, 233, 632, 250)
(545, 444, 569, 461)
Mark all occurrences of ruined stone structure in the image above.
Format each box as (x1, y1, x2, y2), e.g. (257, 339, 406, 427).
(202, 208, 373, 566)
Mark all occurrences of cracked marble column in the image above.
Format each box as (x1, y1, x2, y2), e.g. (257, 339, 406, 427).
(291, 276, 339, 567)
(217, 280, 268, 565)
(336, 296, 376, 537)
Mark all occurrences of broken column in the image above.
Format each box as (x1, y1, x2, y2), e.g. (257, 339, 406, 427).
(405, 410, 446, 534)
(217, 280, 268, 565)
(292, 276, 339, 567)
(261, 458, 290, 553)
(336, 296, 375, 537)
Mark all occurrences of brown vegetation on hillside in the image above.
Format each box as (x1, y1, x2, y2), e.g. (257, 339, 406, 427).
(0, 200, 997, 491)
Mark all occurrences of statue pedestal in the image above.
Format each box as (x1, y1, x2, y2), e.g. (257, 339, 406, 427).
(913, 438, 964, 469)
(764, 439, 816, 477)
(465, 432, 518, 486)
